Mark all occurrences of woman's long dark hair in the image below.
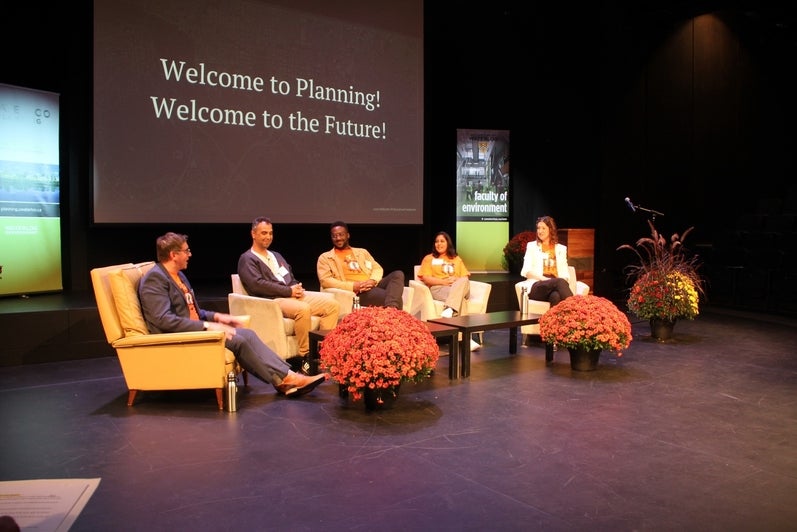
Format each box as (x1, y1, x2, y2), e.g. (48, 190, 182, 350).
(433, 231, 457, 259)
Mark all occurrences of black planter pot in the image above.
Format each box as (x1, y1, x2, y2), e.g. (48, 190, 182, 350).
(650, 318, 676, 341)
(567, 347, 601, 371)
(363, 385, 400, 410)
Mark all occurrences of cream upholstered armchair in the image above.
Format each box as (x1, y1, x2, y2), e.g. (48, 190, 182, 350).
(409, 266, 492, 320)
(322, 285, 415, 317)
(228, 274, 333, 360)
(91, 262, 245, 410)
(514, 266, 590, 343)
(409, 265, 492, 343)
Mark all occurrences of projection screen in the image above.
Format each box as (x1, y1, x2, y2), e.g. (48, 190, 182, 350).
(93, 0, 423, 224)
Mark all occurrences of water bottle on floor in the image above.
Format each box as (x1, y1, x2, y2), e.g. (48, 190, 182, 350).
(226, 371, 237, 412)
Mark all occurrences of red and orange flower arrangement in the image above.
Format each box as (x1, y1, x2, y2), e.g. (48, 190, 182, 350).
(618, 220, 704, 322)
(319, 306, 440, 403)
(502, 230, 536, 274)
(539, 294, 632, 354)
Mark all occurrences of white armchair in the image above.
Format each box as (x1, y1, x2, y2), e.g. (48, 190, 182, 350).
(514, 266, 590, 343)
(408, 265, 492, 344)
(228, 274, 334, 360)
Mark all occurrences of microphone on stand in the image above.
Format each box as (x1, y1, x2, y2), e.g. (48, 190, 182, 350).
(624, 197, 636, 213)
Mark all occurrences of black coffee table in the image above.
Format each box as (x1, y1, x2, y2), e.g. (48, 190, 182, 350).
(427, 311, 541, 378)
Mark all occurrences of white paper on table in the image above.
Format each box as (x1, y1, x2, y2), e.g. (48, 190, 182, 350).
(0, 478, 101, 532)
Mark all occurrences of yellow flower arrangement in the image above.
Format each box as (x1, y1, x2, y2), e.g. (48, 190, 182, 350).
(627, 270, 700, 321)
(618, 220, 704, 321)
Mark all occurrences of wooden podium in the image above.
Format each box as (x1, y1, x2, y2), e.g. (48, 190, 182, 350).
(558, 228, 595, 291)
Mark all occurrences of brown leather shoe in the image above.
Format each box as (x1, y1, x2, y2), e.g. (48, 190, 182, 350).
(275, 383, 299, 396)
(276, 372, 327, 397)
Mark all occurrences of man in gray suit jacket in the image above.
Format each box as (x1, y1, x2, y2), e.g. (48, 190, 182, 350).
(138, 231, 325, 397)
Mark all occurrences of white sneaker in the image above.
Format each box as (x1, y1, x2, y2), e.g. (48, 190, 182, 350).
(441, 307, 454, 318)
(470, 339, 481, 351)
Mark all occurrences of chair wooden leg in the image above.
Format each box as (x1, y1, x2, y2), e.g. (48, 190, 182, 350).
(127, 389, 138, 406)
(215, 388, 224, 410)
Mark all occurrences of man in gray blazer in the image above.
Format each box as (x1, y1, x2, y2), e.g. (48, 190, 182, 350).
(138, 231, 325, 397)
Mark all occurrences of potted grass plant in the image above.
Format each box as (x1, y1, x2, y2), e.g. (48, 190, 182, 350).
(618, 220, 704, 341)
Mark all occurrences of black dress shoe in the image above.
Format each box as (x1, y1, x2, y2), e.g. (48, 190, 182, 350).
(286, 355, 306, 373)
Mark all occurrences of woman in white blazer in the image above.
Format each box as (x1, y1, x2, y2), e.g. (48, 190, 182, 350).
(518, 215, 573, 306)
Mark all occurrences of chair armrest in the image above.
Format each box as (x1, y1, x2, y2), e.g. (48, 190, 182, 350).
(515, 279, 551, 314)
(576, 281, 590, 296)
(408, 279, 436, 320)
(228, 292, 284, 325)
(113, 330, 226, 348)
(567, 266, 578, 295)
(527, 300, 551, 314)
(466, 281, 492, 315)
(322, 287, 356, 315)
(402, 285, 414, 314)
(228, 292, 291, 356)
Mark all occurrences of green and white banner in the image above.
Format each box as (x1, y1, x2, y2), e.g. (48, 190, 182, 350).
(455, 129, 509, 272)
(0, 83, 62, 297)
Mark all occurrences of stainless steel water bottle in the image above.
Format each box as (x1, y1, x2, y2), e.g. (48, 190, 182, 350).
(521, 286, 529, 316)
(226, 371, 237, 412)
(353, 295, 361, 311)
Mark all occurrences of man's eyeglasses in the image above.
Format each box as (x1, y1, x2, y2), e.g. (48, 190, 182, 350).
(175, 248, 191, 255)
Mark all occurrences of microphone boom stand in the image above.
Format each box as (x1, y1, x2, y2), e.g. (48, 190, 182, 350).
(635, 204, 664, 221)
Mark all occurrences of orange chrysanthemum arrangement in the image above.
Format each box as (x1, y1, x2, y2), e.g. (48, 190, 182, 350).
(319, 306, 439, 402)
(539, 295, 632, 354)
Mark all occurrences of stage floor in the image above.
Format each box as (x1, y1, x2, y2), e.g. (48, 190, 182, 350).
(1, 311, 795, 530)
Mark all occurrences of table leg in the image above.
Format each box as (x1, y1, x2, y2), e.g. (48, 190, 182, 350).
(448, 331, 459, 380)
(509, 326, 518, 354)
(308, 335, 321, 375)
(461, 330, 472, 378)
(545, 343, 554, 364)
